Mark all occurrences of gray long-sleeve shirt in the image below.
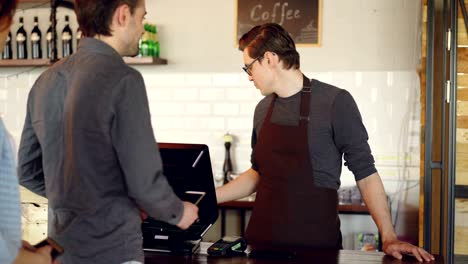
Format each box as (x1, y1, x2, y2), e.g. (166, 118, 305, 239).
(18, 38, 183, 263)
(251, 79, 377, 189)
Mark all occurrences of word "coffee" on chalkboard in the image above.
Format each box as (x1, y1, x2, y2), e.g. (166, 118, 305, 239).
(250, 3, 301, 25)
(236, 0, 321, 46)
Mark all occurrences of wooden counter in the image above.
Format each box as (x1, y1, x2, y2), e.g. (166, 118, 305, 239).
(144, 243, 443, 264)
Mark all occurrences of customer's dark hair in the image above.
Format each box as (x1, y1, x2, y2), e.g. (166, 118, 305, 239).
(0, 0, 17, 31)
(75, 0, 140, 37)
(239, 23, 300, 70)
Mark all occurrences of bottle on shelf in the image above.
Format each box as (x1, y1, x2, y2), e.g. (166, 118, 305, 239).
(16, 17, 27, 59)
(62, 15, 73, 57)
(31, 16, 42, 59)
(223, 133, 234, 185)
(147, 24, 153, 56)
(153, 24, 160, 58)
(139, 23, 150, 57)
(46, 20, 53, 59)
(76, 27, 82, 47)
(2, 32, 12, 60)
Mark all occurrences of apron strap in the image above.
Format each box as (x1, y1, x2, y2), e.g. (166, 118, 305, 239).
(299, 75, 312, 127)
(265, 75, 312, 127)
(264, 94, 276, 124)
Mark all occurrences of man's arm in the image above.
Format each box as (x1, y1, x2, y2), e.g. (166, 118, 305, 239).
(112, 71, 194, 226)
(216, 168, 259, 204)
(357, 173, 434, 262)
(17, 94, 46, 197)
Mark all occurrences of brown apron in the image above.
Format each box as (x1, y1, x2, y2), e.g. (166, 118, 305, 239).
(245, 76, 342, 250)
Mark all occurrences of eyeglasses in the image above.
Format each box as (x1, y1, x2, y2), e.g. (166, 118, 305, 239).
(242, 55, 263, 76)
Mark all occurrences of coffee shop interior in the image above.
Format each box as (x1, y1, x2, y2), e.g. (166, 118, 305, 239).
(1, 0, 467, 263)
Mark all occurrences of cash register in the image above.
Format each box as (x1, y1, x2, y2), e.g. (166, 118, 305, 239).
(142, 143, 219, 255)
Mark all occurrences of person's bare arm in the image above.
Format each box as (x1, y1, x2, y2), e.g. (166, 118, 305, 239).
(216, 168, 259, 203)
(357, 173, 434, 262)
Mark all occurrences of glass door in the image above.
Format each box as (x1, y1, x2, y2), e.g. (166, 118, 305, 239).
(454, 0, 468, 261)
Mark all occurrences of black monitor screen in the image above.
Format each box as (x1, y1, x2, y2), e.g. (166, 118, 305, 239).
(142, 143, 218, 242)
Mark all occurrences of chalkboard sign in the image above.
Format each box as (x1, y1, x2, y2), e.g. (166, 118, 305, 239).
(236, 0, 322, 46)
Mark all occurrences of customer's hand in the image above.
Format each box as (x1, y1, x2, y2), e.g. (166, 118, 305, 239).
(139, 209, 148, 221)
(176, 201, 199, 230)
(14, 240, 58, 264)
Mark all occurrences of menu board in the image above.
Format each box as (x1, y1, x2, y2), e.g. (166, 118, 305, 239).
(236, 0, 322, 46)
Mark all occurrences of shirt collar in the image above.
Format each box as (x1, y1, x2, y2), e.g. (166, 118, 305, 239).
(78, 37, 124, 63)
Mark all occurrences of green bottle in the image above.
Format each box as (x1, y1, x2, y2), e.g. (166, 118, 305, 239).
(148, 24, 154, 57)
(154, 24, 160, 58)
(140, 24, 150, 56)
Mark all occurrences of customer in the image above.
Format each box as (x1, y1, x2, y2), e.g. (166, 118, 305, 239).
(216, 23, 434, 262)
(17, 0, 198, 263)
(0, 1, 56, 263)
(1, 119, 57, 264)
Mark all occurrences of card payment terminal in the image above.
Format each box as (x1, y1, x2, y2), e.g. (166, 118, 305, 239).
(207, 236, 247, 256)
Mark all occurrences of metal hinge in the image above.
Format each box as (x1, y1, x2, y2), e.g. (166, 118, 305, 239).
(447, 29, 451, 51)
(446, 80, 451, 103)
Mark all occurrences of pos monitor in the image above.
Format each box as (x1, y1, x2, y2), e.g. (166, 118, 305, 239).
(142, 143, 218, 254)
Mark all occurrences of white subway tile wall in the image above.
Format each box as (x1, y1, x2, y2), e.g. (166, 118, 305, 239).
(1, 0, 423, 246)
(0, 70, 421, 245)
(0, 70, 420, 191)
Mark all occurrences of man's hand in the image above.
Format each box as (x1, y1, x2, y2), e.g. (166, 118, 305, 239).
(139, 209, 148, 221)
(14, 240, 58, 264)
(176, 201, 199, 229)
(357, 174, 435, 262)
(383, 239, 435, 262)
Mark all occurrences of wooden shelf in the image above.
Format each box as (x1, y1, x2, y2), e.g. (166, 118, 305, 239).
(18, 0, 51, 9)
(18, 0, 49, 2)
(123, 56, 168, 65)
(0, 59, 51, 67)
(218, 199, 370, 214)
(17, 0, 74, 9)
(219, 200, 254, 209)
(0, 57, 167, 67)
(337, 203, 370, 214)
(14, 1, 163, 66)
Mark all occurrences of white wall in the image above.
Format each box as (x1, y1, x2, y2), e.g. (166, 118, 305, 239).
(148, 0, 420, 72)
(1, 0, 422, 247)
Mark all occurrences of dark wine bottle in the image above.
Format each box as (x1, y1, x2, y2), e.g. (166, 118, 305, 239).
(31, 16, 42, 59)
(46, 21, 52, 59)
(16, 17, 27, 59)
(223, 133, 233, 185)
(62, 15, 73, 57)
(2, 32, 12, 59)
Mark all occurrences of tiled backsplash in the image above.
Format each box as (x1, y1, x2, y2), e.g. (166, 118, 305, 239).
(1, 69, 421, 244)
(0, 69, 420, 189)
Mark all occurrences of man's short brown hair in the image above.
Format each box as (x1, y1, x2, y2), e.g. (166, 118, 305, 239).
(75, 0, 140, 37)
(239, 23, 300, 70)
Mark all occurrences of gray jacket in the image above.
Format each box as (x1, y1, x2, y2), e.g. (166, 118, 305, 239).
(18, 38, 183, 263)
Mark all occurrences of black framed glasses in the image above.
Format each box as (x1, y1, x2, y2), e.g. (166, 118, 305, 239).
(242, 55, 263, 76)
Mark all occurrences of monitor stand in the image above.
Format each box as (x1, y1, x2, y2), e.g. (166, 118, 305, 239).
(143, 239, 201, 255)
